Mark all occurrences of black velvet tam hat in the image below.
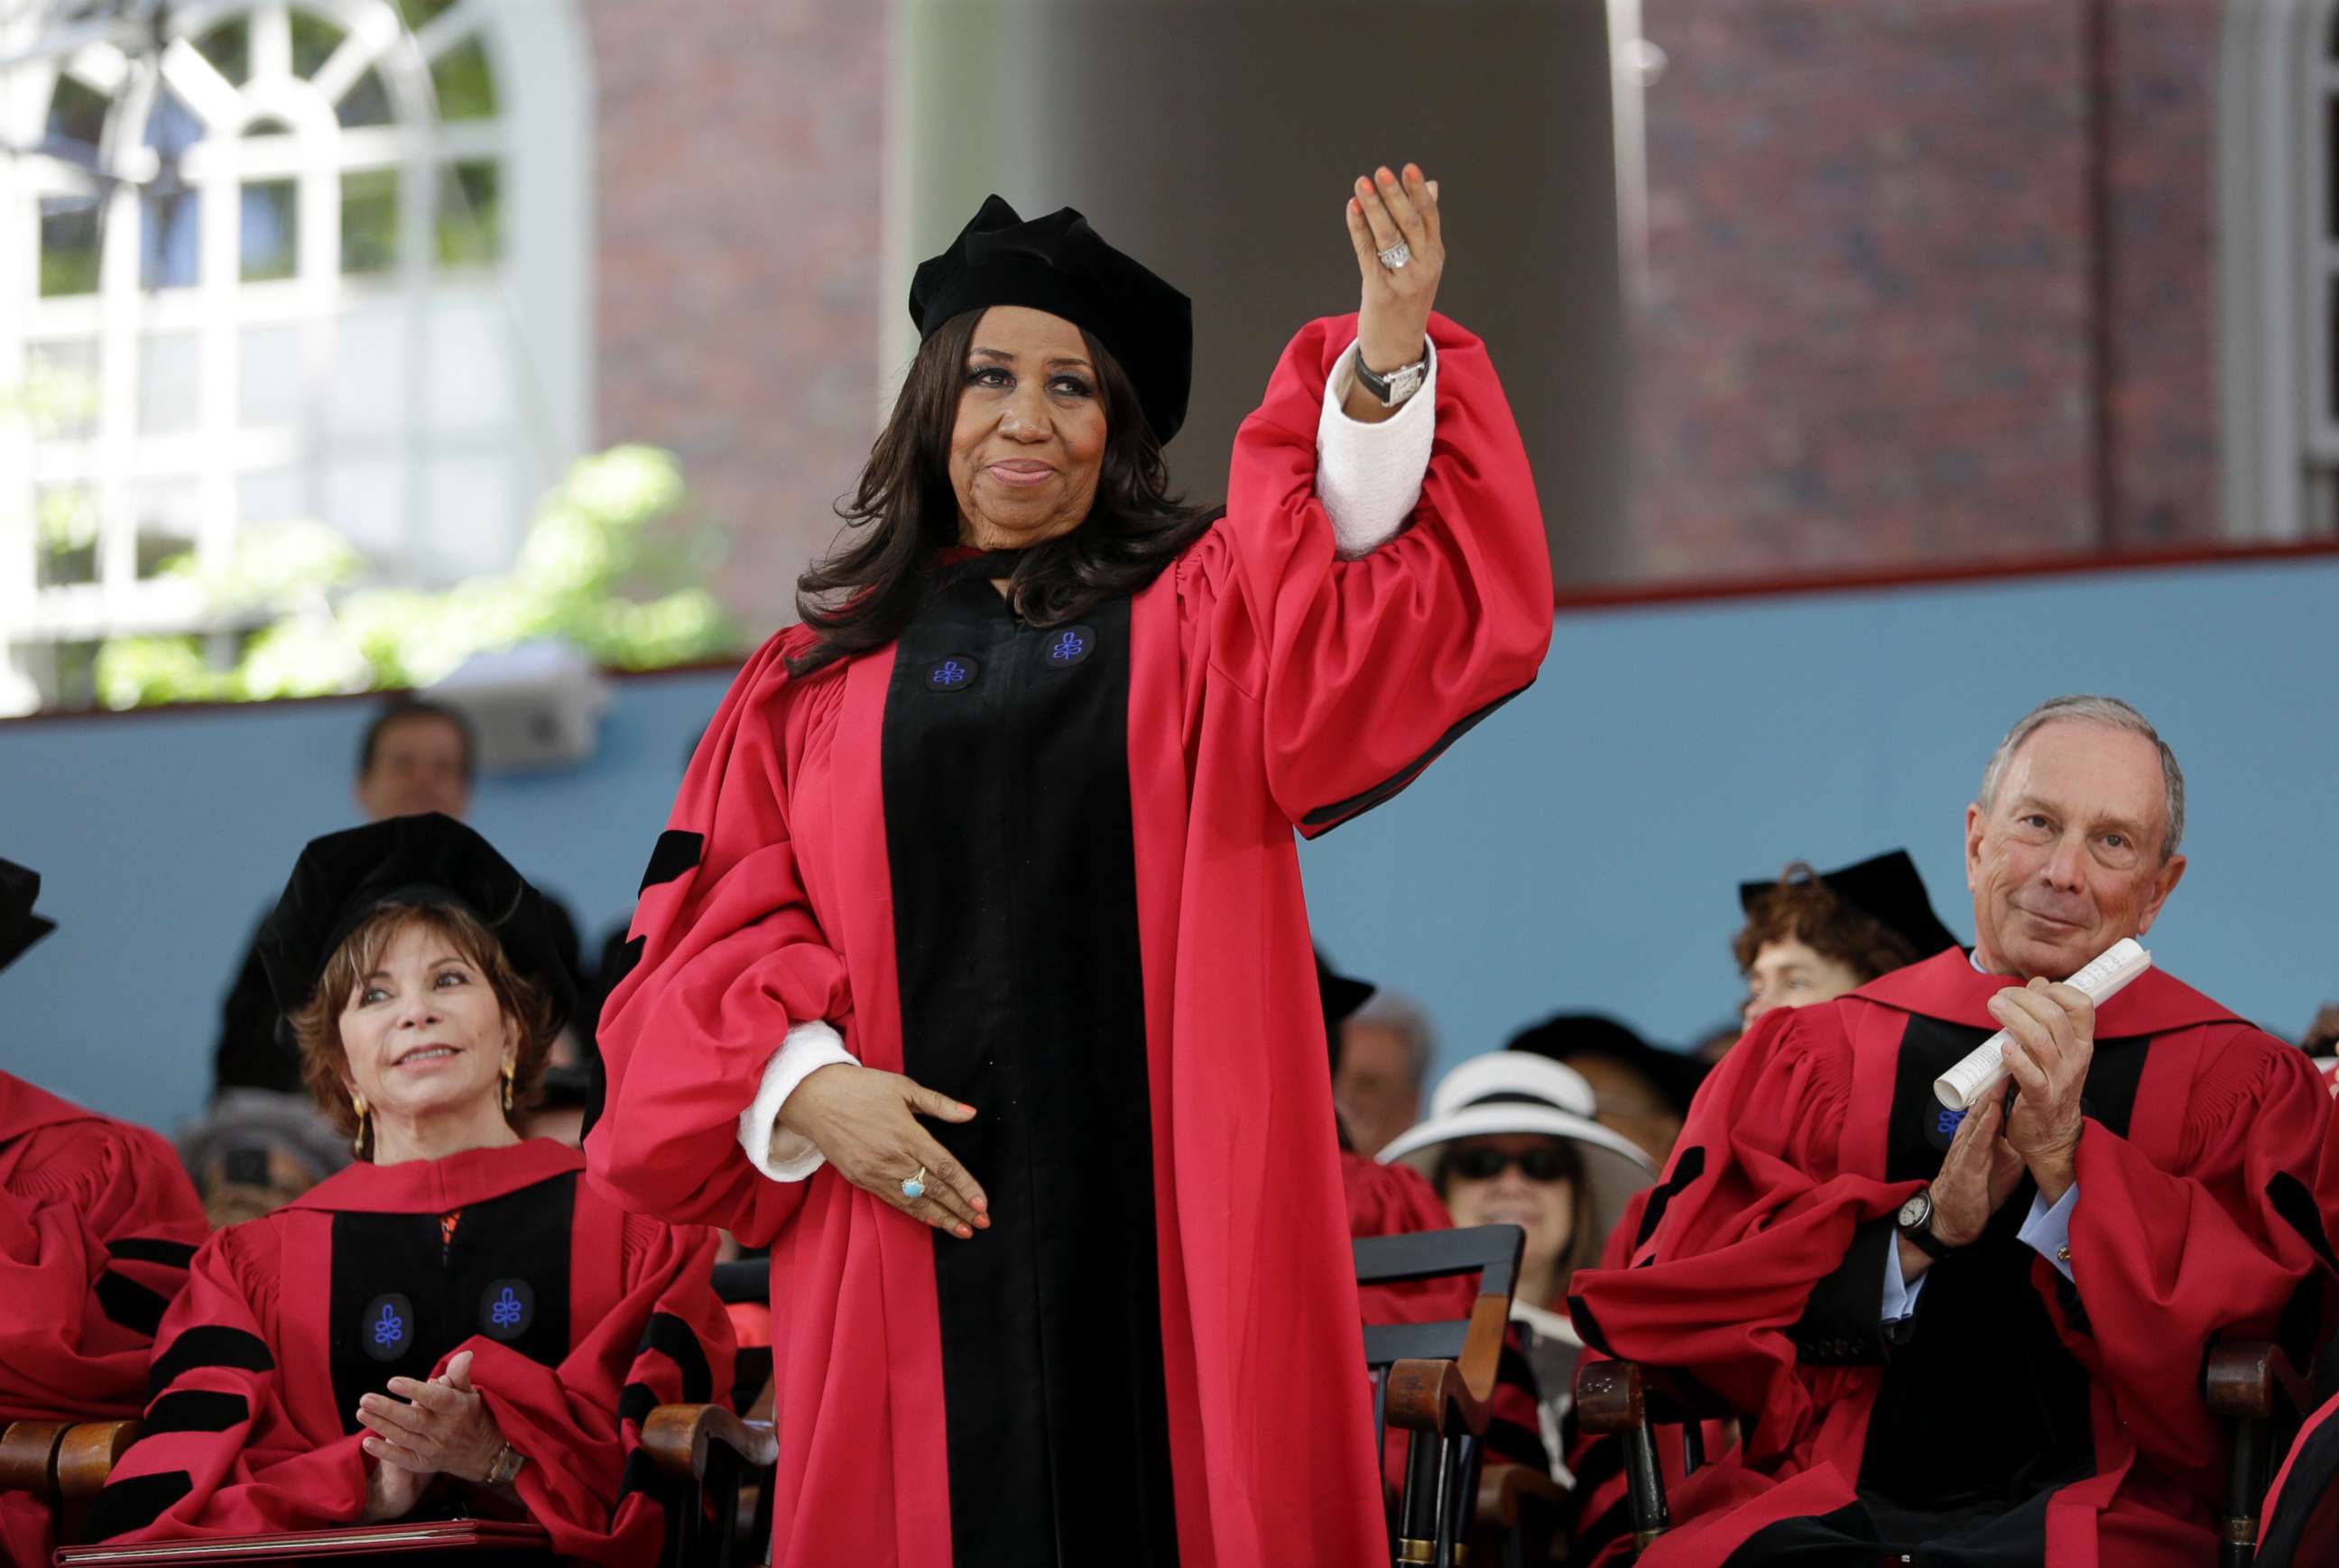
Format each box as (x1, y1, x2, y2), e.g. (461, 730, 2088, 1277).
(0, 858, 57, 975)
(910, 194, 1193, 445)
(256, 813, 579, 1036)
(1738, 848, 1962, 959)
(1316, 948, 1377, 1074)
(1505, 1012, 1710, 1119)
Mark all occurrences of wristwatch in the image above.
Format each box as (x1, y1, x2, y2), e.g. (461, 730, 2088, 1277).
(1354, 345, 1428, 408)
(483, 1441, 526, 1488)
(1894, 1189, 1959, 1261)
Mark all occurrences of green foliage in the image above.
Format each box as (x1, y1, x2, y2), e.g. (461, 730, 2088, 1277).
(90, 445, 737, 709)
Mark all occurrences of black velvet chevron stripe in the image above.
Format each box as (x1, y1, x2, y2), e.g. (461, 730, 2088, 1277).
(617, 1380, 659, 1427)
(2270, 1172, 2339, 1275)
(635, 1312, 712, 1403)
(1632, 1145, 1707, 1253)
(638, 830, 706, 893)
(604, 935, 646, 993)
(95, 1270, 171, 1337)
(107, 1237, 199, 1268)
(149, 1325, 274, 1396)
(141, 1388, 251, 1436)
(616, 1444, 661, 1501)
(88, 1470, 195, 1540)
(1567, 1294, 1613, 1359)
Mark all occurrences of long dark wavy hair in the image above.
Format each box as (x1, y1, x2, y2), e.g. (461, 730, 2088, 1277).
(786, 309, 1218, 678)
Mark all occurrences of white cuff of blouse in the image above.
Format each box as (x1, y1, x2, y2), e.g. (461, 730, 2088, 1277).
(737, 1019, 856, 1182)
(1316, 337, 1439, 558)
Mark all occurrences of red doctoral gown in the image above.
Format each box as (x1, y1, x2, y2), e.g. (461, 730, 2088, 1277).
(0, 1073, 208, 1566)
(588, 313, 1554, 1568)
(86, 1139, 732, 1563)
(1567, 948, 2336, 1567)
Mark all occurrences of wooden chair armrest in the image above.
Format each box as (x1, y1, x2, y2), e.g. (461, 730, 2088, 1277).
(2205, 1341, 2312, 1423)
(641, 1405, 777, 1486)
(1384, 1357, 1491, 1438)
(1475, 1461, 1567, 1529)
(1575, 1360, 1733, 1435)
(0, 1422, 68, 1494)
(56, 1422, 141, 1504)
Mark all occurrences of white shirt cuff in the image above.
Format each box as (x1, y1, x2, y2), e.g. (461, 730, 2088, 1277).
(1315, 336, 1438, 557)
(736, 1019, 855, 1182)
(2019, 1183, 2079, 1282)
(1881, 1231, 1927, 1322)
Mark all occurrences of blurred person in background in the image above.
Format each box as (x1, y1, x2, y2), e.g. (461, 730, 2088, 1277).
(90, 815, 728, 1558)
(178, 1088, 351, 1227)
(1569, 695, 2334, 1566)
(1381, 1051, 1655, 1480)
(1508, 1013, 1706, 1167)
(1336, 985, 1437, 1156)
(592, 167, 1553, 1566)
(1, 858, 209, 1566)
(1735, 849, 1960, 1026)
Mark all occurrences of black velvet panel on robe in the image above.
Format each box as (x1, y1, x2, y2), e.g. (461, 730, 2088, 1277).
(328, 1171, 576, 1431)
(882, 565, 1179, 1568)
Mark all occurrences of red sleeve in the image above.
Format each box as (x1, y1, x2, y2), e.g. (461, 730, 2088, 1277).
(1180, 313, 1554, 838)
(1564, 1008, 1914, 1443)
(455, 1215, 735, 1566)
(89, 1222, 374, 1542)
(2038, 1028, 2335, 1494)
(587, 631, 855, 1244)
(0, 1118, 208, 1421)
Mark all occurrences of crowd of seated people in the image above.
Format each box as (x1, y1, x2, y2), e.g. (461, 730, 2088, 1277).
(8, 688, 2339, 1566)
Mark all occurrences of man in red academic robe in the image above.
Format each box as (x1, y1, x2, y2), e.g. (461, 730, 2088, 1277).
(0, 860, 209, 1565)
(1567, 696, 2336, 1566)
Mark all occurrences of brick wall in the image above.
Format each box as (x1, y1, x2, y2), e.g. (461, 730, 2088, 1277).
(1630, 0, 2219, 582)
(586, 0, 889, 636)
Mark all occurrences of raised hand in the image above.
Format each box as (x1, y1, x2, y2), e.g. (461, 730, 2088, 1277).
(777, 1063, 992, 1238)
(1343, 162, 1446, 384)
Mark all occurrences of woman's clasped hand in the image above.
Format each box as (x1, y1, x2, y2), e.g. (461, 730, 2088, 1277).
(776, 1064, 992, 1238)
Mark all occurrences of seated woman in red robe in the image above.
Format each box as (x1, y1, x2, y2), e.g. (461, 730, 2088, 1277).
(88, 815, 732, 1563)
(590, 168, 1554, 1567)
(1, 859, 210, 1566)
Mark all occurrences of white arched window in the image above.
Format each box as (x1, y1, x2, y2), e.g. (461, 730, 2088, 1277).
(2220, 0, 2339, 541)
(0, 0, 589, 712)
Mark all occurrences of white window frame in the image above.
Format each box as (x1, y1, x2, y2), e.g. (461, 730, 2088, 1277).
(0, 0, 590, 714)
(2219, 0, 2339, 541)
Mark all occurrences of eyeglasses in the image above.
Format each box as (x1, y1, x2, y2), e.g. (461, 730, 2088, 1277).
(1446, 1145, 1576, 1183)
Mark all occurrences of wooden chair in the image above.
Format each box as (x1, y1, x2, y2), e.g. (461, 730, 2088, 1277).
(1, 1416, 140, 1548)
(1356, 1222, 1565, 1568)
(1575, 1340, 2314, 1564)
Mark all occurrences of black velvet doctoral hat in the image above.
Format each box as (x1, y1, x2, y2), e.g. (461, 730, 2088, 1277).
(1316, 948, 1377, 1074)
(1738, 848, 1962, 958)
(0, 858, 57, 975)
(1505, 1012, 1710, 1118)
(910, 194, 1193, 444)
(255, 813, 580, 1035)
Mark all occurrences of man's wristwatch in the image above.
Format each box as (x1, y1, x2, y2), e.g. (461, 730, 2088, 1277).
(1895, 1189, 1959, 1261)
(482, 1441, 526, 1488)
(1354, 345, 1428, 408)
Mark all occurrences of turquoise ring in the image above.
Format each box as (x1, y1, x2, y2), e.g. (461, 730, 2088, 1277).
(901, 1167, 927, 1202)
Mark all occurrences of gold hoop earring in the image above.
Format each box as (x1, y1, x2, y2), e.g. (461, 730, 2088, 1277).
(501, 1060, 516, 1115)
(350, 1090, 370, 1158)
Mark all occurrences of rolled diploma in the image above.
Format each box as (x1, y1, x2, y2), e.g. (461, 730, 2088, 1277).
(1930, 937, 2154, 1111)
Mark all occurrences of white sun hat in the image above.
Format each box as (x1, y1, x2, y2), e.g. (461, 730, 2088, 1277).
(1378, 1051, 1659, 1244)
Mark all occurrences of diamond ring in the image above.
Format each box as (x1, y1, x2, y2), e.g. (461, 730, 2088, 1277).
(1377, 241, 1412, 271)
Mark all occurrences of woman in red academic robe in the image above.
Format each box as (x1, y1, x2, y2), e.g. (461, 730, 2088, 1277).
(88, 816, 732, 1563)
(1567, 947, 2336, 1566)
(0, 860, 209, 1566)
(589, 171, 1554, 1567)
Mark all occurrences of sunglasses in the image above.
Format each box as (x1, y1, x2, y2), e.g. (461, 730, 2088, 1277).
(1446, 1145, 1576, 1184)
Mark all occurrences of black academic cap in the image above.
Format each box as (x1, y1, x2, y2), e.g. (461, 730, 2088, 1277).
(1317, 949, 1377, 1046)
(910, 194, 1194, 445)
(1738, 848, 1961, 959)
(1505, 1012, 1710, 1118)
(255, 814, 580, 1037)
(0, 858, 57, 975)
